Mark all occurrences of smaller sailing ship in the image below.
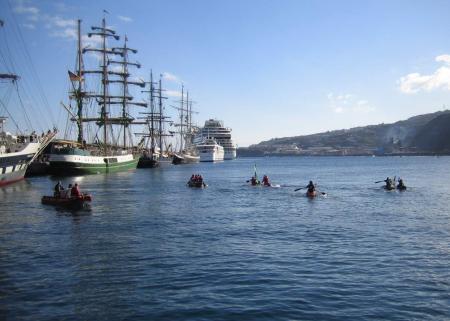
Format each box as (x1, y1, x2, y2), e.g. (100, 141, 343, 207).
(49, 18, 147, 175)
(172, 86, 200, 165)
(136, 71, 173, 168)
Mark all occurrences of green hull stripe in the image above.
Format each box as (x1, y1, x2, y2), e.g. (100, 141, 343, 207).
(50, 158, 138, 174)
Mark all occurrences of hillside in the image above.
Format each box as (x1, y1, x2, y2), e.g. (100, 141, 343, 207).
(239, 110, 450, 156)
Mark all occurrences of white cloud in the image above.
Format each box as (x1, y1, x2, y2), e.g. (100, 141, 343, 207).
(22, 23, 36, 29)
(327, 92, 375, 113)
(165, 90, 182, 98)
(14, 1, 39, 16)
(13, 1, 78, 41)
(117, 15, 133, 23)
(162, 72, 181, 83)
(398, 54, 450, 94)
(50, 27, 76, 39)
(50, 16, 76, 28)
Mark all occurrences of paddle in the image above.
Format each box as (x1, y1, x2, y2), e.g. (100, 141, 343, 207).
(294, 187, 304, 191)
(374, 180, 384, 184)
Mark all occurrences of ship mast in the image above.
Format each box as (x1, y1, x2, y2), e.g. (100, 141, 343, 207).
(158, 76, 163, 154)
(136, 73, 171, 156)
(82, 18, 146, 155)
(180, 85, 184, 152)
(76, 19, 84, 144)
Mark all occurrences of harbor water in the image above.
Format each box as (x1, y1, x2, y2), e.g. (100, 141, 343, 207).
(1, 156, 449, 320)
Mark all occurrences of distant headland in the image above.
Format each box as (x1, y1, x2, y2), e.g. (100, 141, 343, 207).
(238, 110, 450, 157)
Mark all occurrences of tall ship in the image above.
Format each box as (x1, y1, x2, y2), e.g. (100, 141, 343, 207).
(0, 21, 55, 186)
(49, 18, 146, 175)
(136, 70, 173, 168)
(194, 119, 237, 160)
(172, 86, 200, 165)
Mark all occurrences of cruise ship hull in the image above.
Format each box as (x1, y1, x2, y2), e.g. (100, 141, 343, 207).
(49, 153, 138, 175)
(199, 148, 224, 162)
(0, 142, 41, 187)
(224, 149, 237, 160)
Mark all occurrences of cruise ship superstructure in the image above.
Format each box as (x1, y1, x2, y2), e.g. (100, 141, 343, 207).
(194, 119, 237, 160)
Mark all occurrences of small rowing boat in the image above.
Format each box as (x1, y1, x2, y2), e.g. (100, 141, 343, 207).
(41, 194, 92, 209)
(187, 180, 206, 188)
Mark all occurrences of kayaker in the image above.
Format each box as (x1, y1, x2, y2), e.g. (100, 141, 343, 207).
(384, 177, 393, 189)
(262, 175, 271, 186)
(397, 178, 406, 190)
(250, 176, 259, 186)
(54, 181, 64, 198)
(306, 180, 315, 192)
(71, 183, 81, 198)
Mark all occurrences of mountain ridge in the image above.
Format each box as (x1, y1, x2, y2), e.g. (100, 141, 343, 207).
(238, 110, 450, 156)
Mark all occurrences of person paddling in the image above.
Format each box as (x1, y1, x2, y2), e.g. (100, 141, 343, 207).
(306, 180, 315, 193)
(383, 177, 394, 190)
(397, 178, 407, 190)
(250, 176, 260, 186)
(262, 175, 271, 186)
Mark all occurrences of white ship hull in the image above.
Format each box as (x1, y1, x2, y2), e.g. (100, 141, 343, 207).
(0, 142, 42, 186)
(197, 137, 224, 162)
(224, 148, 237, 160)
(200, 150, 224, 162)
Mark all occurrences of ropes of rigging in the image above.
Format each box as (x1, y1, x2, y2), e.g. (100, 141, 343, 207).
(6, 1, 57, 128)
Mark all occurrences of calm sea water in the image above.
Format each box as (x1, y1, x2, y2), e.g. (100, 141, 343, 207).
(0, 156, 449, 320)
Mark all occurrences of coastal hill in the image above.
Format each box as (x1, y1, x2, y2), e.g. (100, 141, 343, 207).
(238, 110, 450, 156)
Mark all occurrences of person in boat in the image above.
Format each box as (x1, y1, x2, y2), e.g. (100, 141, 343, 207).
(250, 176, 260, 186)
(306, 180, 315, 193)
(61, 184, 72, 199)
(54, 181, 64, 198)
(397, 178, 406, 190)
(262, 175, 271, 186)
(384, 177, 393, 189)
(71, 183, 81, 198)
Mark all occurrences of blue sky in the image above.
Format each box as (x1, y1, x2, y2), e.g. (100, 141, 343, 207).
(1, 0, 450, 146)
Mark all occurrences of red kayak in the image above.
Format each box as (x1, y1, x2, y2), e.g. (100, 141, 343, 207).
(41, 194, 92, 208)
(306, 190, 317, 198)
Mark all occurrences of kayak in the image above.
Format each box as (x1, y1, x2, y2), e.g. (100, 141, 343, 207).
(397, 185, 407, 191)
(187, 180, 206, 188)
(384, 185, 395, 191)
(41, 194, 92, 208)
(306, 190, 317, 198)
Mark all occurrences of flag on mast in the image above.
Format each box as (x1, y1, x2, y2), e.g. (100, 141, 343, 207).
(68, 70, 83, 82)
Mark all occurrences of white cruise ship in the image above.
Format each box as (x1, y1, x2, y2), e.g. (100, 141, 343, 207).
(193, 119, 237, 160)
(196, 138, 224, 162)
